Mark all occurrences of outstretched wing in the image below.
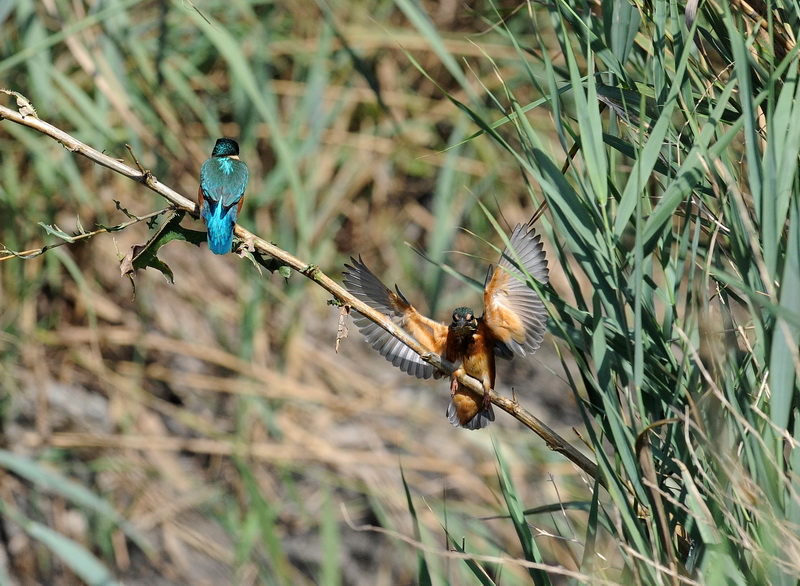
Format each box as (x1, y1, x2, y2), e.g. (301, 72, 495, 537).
(343, 257, 448, 379)
(482, 221, 549, 359)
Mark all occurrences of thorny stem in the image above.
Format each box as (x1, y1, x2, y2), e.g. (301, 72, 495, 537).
(0, 101, 604, 489)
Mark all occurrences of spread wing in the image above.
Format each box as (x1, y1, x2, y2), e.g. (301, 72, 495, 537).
(342, 257, 448, 379)
(482, 221, 549, 359)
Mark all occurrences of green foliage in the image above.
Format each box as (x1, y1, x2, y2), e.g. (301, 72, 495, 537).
(494, 441, 551, 585)
(395, 0, 800, 582)
(119, 210, 204, 285)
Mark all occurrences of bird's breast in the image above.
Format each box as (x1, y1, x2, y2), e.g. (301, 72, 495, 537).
(445, 330, 493, 379)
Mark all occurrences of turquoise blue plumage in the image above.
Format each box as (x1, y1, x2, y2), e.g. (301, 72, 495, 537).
(198, 138, 249, 255)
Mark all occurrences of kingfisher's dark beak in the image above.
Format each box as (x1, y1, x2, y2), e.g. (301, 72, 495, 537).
(450, 316, 478, 335)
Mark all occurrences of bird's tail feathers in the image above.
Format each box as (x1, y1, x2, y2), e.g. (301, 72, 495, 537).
(446, 400, 495, 430)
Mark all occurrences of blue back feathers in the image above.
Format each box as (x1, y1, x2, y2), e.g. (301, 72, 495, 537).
(200, 138, 249, 255)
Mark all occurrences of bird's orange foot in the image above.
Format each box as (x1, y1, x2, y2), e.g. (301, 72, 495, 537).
(482, 391, 492, 411)
(450, 376, 458, 397)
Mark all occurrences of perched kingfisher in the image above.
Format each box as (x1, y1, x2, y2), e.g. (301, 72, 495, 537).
(343, 220, 549, 430)
(198, 138, 249, 255)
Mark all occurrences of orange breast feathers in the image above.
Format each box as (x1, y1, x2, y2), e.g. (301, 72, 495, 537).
(445, 322, 496, 426)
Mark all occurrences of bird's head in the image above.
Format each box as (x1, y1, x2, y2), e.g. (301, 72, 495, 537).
(449, 307, 478, 337)
(211, 138, 240, 158)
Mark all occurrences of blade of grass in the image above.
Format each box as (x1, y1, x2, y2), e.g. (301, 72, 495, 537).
(493, 439, 552, 586)
(0, 499, 122, 586)
(400, 466, 432, 586)
(0, 449, 153, 556)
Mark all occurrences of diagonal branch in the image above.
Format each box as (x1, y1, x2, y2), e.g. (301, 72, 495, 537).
(0, 102, 603, 489)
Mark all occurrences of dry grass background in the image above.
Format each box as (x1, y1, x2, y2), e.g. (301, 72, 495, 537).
(1, 1, 589, 584)
(7, 0, 797, 583)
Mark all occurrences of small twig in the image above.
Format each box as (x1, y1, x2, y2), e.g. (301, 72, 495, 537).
(0, 100, 603, 490)
(0, 207, 173, 262)
(125, 143, 147, 174)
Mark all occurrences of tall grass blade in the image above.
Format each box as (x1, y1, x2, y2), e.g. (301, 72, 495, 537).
(400, 466, 432, 586)
(493, 440, 551, 586)
(0, 499, 121, 586)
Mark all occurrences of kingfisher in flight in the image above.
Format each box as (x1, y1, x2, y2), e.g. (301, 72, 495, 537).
(198, 138, 249, 255)
(343, 220, 549, 430)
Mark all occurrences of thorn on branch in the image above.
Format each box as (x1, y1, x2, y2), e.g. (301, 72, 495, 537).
(125, 143, 147, 174)
(125, 143, 158, 186)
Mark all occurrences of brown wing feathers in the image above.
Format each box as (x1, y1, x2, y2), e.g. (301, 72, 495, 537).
(482, 221, 549, 358)
(342, 257, 446, 380)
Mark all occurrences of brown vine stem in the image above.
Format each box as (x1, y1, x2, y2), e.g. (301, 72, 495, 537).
(0, 101, 603, 489)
